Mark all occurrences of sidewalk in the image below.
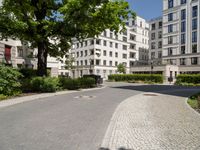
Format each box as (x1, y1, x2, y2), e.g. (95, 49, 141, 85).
(101, 89, 200, 150)
(0, 85, 106, 108)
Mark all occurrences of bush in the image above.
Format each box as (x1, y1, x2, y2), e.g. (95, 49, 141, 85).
(59, 77, 96, 90)
(19, 68, 37, 78)
(108, 74, 163, 83)
(176, 74, 200, 86)
(0, 94, 8, 101)
(79, 77, 96, 88)
(0, 65, 22, 96)
(30, 77, 59, 92)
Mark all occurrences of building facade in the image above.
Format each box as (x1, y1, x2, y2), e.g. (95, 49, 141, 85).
(163, 0, 200, 74)
(71, 16, 149, 79)
(149, 17, 163, 65)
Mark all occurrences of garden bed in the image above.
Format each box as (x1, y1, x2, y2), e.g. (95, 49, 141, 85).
(187, 93, 200, 113)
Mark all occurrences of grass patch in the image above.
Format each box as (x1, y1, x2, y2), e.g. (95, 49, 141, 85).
(0, 94, 8, 101)
(187, 92, 200, 110)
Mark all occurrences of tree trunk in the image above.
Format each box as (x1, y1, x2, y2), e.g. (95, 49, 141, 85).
(37, 42, 47, 76)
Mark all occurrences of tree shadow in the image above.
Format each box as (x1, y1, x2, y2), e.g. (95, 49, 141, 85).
(111, 84, 200, 98)
(99, 148, 133, 150)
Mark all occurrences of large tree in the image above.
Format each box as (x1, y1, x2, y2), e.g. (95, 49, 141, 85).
(0, 0, 135, 76)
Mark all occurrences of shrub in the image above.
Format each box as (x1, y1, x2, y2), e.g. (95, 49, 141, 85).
(176, 74, 200, 86)
(60, 78, 81, 90)
(30, 77, 59, 92)
(108, 74, 163, 83)
(0, 94, 7, 101)
(19, 68, 37, 78)
(59, 77, 96, 90)
(0, 65, 22, 96)
(79, 77, 96, 88)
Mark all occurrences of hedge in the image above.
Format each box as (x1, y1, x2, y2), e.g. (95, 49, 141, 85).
(59, 77, 96, 90)
(108, 74, 163, 83)
(176, 74, 200, 86)
(0, 65, 22, 96)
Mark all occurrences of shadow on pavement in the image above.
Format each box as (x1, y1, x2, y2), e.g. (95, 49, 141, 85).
(111, 84, 200, 98)
(99, 147, 132, 150)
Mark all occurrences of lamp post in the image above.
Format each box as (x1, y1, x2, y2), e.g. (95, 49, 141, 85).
(89, 58, 92, 75)
(150, 61, 154, 82)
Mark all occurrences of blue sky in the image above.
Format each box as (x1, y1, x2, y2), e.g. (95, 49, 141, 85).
(126, 0, 163, 21)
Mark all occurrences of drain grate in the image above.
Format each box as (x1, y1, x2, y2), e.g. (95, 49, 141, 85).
(143, 94, 158, 96)
(74, 95, 96, 99)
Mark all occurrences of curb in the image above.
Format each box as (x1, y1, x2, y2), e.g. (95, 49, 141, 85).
(0, 85, 106, 109)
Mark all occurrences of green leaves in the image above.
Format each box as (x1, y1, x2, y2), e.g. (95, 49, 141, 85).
(0, 0, 134, 63)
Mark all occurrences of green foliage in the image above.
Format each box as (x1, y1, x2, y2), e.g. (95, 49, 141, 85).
(29, 77, 59, 93)
(0, 65, 22, 96)
(0, 0, 135, 76)
(117, 63, 126, 74)
(188, 93, 200, 109)
(19, 68, 37, 78)
(80, 77, 96, 88)
(59, 77, 96, 90)
(108, 74, 163, 83)
(176, 74, 200, 86)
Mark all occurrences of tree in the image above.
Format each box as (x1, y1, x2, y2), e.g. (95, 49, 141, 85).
(117, 63, 126, 74)
(0, 0, 135, 76)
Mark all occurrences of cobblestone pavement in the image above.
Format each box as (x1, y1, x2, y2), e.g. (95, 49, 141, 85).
(101, 89, 200, 150)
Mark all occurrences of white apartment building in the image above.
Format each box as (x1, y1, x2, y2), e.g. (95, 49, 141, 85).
(163, 0, 200, 74)
(0, 39, 69, 76)
(71, 16, 149, 79)
(149, 17, 163, 65)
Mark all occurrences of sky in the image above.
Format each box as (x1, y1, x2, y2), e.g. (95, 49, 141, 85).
(126, 0, 163, 21)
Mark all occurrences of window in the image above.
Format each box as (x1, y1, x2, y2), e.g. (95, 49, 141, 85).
(151, 42, 156, 49)
(192, 6, 198, 18)
(151, 33, 156, 40)
(123, 37, 127, 42)
(115, 43, 118, 48)
(130, 34, 136, 41)
(96, 39, 101, 45)
(192, 44, 197, 53)
(158, 51, 162, 58)
(103, 50, 106, 56)
(130, 52, 136, 58)
(168, 24, 173, 33)
(192, 18, 197, 30)
(90, 40, 94, 45)
(181, 46, 185, 54)
(85, 60, 87, 66)
(168, 36, 173, 44)
(191, 57, 198, 65)
(168, 0, 173, 8)
(85, 41, 88, 46)
(181, 0, 186, 4)
(181, 21, 186, 32)
(80, 51, 83, 57)
(109, 51, 112, 57)
(130, 44, 136, 49)
(158, 41, 162, 48)
(90, 49, 94, 55)
(158, 31, 162, 39)
(168, 48, 173, 56)
(123, 45, 127, 50)
(180, 58, 186, 65)
(181, 9, 186, 20)
(115, 61, 118, 66)
(168, 13, 173, 21)
(110, 42, 113, 47)
(115, 52, 118, 58)
(109, 61, 112, 66)
(103, 40, 107, 46)
(151, 23, 156, 30)
(151, 52, 155, 59)
(104, 31, 107, 37)
(85, 50, 88, 56)
(103, 60, 106, 66)
(192, 31, 197, 43)
(122, 54, 127, 59)
(17, 47, 23, 57)
(76, 52, 79, 57)
(96, 60, 100, 65)
(181, 34, 185, 44)
(110, 32, 113, 38)
(159, 21, 162, 28)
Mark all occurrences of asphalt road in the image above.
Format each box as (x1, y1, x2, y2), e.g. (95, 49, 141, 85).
(0, 82, 199, 150)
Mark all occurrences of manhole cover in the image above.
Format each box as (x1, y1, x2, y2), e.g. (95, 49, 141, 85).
(143, 94, 158, 96)
(74, 95, 96, 99)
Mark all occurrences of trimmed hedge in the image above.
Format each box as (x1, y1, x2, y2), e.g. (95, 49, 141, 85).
(176, 74, 200, 86)
(29, 77, 60, 92)
(108, 74, 163, 83)
(59, 77, 96, 90)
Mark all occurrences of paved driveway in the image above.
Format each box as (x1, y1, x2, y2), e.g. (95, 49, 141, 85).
(0, 82, 199, 150)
